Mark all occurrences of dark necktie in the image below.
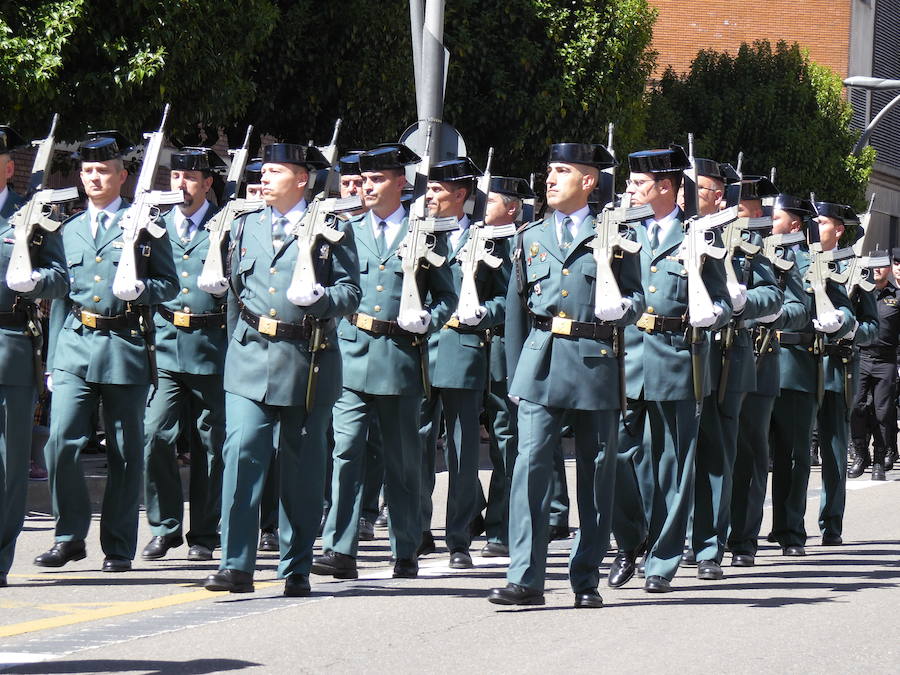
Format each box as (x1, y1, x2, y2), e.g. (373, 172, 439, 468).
(649, 221, 660, 250)
(559, 216, 574, 254)
(94, 211, 108, 245)
(376, 220, 388, 256)
(272, 216, 288, 251)
(181, 218, 193, 246)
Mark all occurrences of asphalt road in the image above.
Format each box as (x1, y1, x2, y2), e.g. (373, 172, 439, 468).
(2, 463, 899, 674)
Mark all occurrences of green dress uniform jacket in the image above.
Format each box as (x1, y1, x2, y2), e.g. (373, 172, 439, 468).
(0, 191, 69, 576)
(44, 201, 178, 561)
(322, 209, 456, 564)
(503, 212, 645, 592)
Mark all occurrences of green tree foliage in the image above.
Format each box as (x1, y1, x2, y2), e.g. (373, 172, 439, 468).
(644, 41, 874, 208)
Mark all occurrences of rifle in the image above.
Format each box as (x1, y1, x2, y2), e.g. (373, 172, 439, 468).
(723, 152, 743, 209)
(112, 104, 184, 396)
(397, 127, 457, 397)
(200, 125, 265, 286)
(755, 231, 805, 357)
(5, 114, 78, 392)
(521, 173, 536, 223)
(601, 123, 617, 208)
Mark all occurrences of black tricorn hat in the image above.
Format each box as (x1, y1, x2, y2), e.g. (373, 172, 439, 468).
(718, 163, 742, 184)
(814, 201, 858, 223)
(548, 143, 616, 169)
(774, 194, 814, 216)
(628, 145, 691, 173)
(0, 125, 27, 154)
(490, 176, 535, 199)
(891, 247, 900, 262)
(338, 152, 364, 175)
(428, 157, 483, 182)
(262, 143, 330, 170)
(740, 176, 779, 201)
(359, 143, 421, 172)
(170, 147, 226, 173)
(245, 159, 262, 182)
(868, 249, 891, 267)
(693, 158, 723, 180)
(73, 131, 133, 162)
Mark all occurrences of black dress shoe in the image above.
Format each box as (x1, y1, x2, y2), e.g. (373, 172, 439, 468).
(607, 550, 637, 588)
(848, 455, 870, 478)
(783, 545, 806, 556)
(480, 542, 509, 557)
(469, 514, 486, 538)
(393, 558, 418, 578)
(374, 505, 389, 528)
(416, 530, 436, 557)
(102, 557, 132, 572)
(0, 572, 7, 587)
(644, 575, 672, 593)
(487, 583, 545, 606)
(548, 525, 570, 541)
(204, 568, 254, 593)
(258, 530, 279, 552)
(141, 534, 183, 560)
(449, 550, 473, 569)
(732, 553, 755, 567)
(34, 540, 87, 568)
(574, 589, 604, 608)
(697, 560, 724, 580)
(681, 547, 697, 566)
(187, 544, 214, 561)
(358, 518, 375, 541)
(821, 534, 843, 546)
(872, 463, 886, 481)
(284, 573, 311, 597)
(885, 449, 897, 472)
(766, 532, 778, 543)
(310, 550, 358, 579)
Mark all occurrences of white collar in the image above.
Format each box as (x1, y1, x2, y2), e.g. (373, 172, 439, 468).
(88, 196, 123, 222)
(272, 199, 307, 227)
(554, 205, 591, 233)
(177, 200, 210, 229)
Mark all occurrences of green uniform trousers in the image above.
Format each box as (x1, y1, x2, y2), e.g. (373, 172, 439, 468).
(0, 384, 35, 574)
(769, 389, 816, 547)
(690, 390, 744, 563)
(613, 397, 700, 581)
(259, 455, 279, 533)
(482, 383, 517, 546)
(143, 370, 224, 549)
(361, 419, 384, 524)
(323, 389, 422, 560)
(218, 393, 330, 577)
(728, 392, 776, 556)
(507, 400, 617, 592)
(45, 370, 149, 560)
(817, 390, 849, 539)
(420, 387, 483, 552)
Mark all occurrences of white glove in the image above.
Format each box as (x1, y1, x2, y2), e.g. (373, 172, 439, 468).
(6, 270, 41, 293)
(197, 274, 229, 297)
(398, 310, 431, 334)
(813, 310, 844, 334)
(46, 374, 54, 393)
(595, 297, 631, 322)
(508, 394, 521, 405)
(755, 308, 783, 324)
(728, 282, 748, 314)
(457, 305, 486, 327)
(113, 279, 146, 302)
(689, 304, 723, 329)
(287, 282, 325, 307)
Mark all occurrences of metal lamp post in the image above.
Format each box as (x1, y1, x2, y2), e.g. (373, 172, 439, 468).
(843, 76, 900, 156)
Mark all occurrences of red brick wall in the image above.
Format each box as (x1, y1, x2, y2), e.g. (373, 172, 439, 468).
(650, 0, 852, 78)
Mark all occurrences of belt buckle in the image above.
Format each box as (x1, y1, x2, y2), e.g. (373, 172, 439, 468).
(173, 311, 191, 327)
(636, 313, 655, 333)
(446, 316, 460, 329)
(81, 311, 98, 329)
(551, 316, 572, 336)
(356, 313, 374, 331)
(257, 316, 278, 336)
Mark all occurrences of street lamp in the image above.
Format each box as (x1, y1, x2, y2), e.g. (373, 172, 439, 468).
(843, 76, 900, 156)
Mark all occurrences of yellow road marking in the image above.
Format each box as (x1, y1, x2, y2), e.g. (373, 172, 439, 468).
(0, 581, 279, 639)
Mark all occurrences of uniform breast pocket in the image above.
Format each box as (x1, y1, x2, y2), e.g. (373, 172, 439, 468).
(526, 262, 551, 286)
(664, 268, 688, 302)
(66, 252, 84, 289)
(338, 322, 358, 343)
(457, 332, 484, 349)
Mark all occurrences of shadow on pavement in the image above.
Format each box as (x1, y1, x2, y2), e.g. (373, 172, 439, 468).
(4, 658, 259, 674)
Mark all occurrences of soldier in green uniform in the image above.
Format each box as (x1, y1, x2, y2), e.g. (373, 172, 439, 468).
(36, 134, 179, 572)
(488, 143, 644, 607)
(813, 202, 878, 545)
(418, 157, 511, 568)
(728, 194, 811, 566)
(0, 127, 69, 587)
(608, 147, 732, 594)
(689, 172, 782, 580)
(201, 142, 361, 596)
(768, 203, 855, 556)
(313, 143, 456, 581)
(141, 148, 227, 562)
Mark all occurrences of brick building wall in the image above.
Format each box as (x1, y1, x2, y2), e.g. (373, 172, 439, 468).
(649, 0, 852, 78)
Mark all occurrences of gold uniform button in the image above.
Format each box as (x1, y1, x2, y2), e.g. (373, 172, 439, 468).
(269, 287, 276, 294)
(807, 347, 814, 352)
(650, 265, 657, 273)
(92, 295, 101, 302)
(182, 288, 190, 294)
(269, 309, 277, 317)
(680, 269, 687, 275)
(374, 305, 381, 312)
(562, 268, 570, 275)
(270, 268, 277, 274)
(93, 275, 101, 282)
(183, 306, 191, 313)
(647, 306, 655, 314)
(558, 311, 567, 318)
(181, 271, 189, 278)
(561, 290, 568, 297)
(379, 264, 385, 271)
(95, 256, 103, 263)
(601, 349, 608, 356)
(648, 285, 657, 293)
(376, 285, 384, 292)
(182, 254, 190, 260)
(806, 287, 813, 293)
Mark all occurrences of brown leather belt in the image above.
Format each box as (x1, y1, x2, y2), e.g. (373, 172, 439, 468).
(72, 306, 137, 330)
(443, 316, 490, 336)
(241, 308, 313, 340)
(776, 331, 815, 346)
(531, 315, 614, 340)
(0, 310, 28, 329)
(635, 312, 686, 334)
(159, 306, 226, 329)
(350, 312, 412, 337)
